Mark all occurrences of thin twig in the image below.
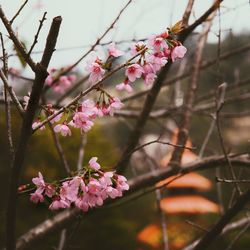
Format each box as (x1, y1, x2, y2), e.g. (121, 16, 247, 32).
(129, 139, 195, 156)
(182, 0, 195, 27)
(10, 0, 29, 25)
(169, 10, 216, 166)
(0, 6, 37, 72)
(28, 12, 47, 55)
(0, 69, 25, 116)
(215, 83, 242, 195)
(216, 177, 250, 183)
(77, 134, 87, 171)
(47, 118, 71, 175)
(1, 32, 14, 156)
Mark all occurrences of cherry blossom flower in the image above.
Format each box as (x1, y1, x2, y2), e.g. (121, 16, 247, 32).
(49, 198, 70, 210)
(108, 42, 124, 57)
(108, 97, 124, 116)
(45, 68, 76, 93)
(171, 45, 187, 62)
(81, 99, 98, 118)
(130, 42, 147, 56)
(116, 80, 133, 93)
(85, 58, 105, 83)
(146, 53, 168, 72)
(125, 64, 144, 82)
(148, 34, 168, 52)
(54, 124, 72, 136)
(89, 157, 101, 170)
(72, 112, 94, 132)
(144, 73, 157, 85)
(30, 191, 44, 203)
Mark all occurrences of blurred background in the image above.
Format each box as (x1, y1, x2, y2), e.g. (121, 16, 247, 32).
(0, 0, 250, 249)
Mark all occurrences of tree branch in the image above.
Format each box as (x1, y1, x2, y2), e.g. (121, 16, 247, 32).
(5, 16, 62, 250)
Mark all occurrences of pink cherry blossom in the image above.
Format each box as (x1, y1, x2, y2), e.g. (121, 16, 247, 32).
(145, 53, 168, 72)
(30, 191, 44, 203)
(116, 80, 133, 93)
(130, 42, 147, 56)
(81, 99, 98, 118)
(144, 73, 157, 85)
(72, 112, 94, 132)
(108, 42, 124, 57)
(125, 64, 144, 82)
(75, 196, 89, 212)
(108, 97, 124, 116)
(54, 124, 72, 136)
(49, 198, 70, 210)
(148, 34, 168, 52)
(171, 45, 187, 62)
(85, 59, 105, 83)
(45, 68, 76, 93)
(32, 172, 45, 189)
(89, 157, 101, 170)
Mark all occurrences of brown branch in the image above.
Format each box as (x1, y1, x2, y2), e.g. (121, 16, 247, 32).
(216, 177, 250, 183)
(0, 6, 37, 72)
(215, 83, 242, 195)
(182, 0, 195, 27)
(183, 217, 250, 250)
(191, 188, 250, 250)
(129, 139, 195, 156)
(9, 0, 28, 25)
(5, 16, 62, 250)
(1, 32, 14, 156)
(0, 69, 25, 116)
(170, 11, 215, 166)
(28, 12, 47, 55)
(47, 116, 71, 176)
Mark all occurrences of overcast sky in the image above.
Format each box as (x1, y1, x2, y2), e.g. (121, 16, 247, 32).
(0, 0, 249, 72)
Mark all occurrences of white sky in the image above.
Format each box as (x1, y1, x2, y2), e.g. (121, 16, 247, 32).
(0, 0, 249, 73)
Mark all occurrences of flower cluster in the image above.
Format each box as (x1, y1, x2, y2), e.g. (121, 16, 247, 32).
(85, 42, 124, 84)
(52, 93, 123, 136)
(28, 157, 129, 211)
(45, 68, 76, 93)
(32, 26, 186, 135)
(84, 29, 186, 93)
(31, 90, 123, 135)
(116, 31, 187, 93)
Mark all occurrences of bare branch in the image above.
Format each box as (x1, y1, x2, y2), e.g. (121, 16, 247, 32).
(0, 69, 25, 116)
(9, 0, 28, 25)
(5, 16, 62, 250)
(28, 12, 47, 56)
(0, 5, 37, 72)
